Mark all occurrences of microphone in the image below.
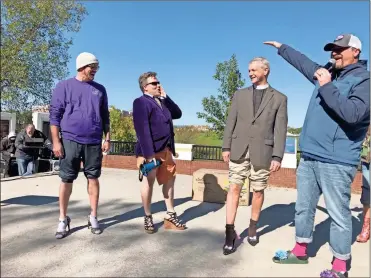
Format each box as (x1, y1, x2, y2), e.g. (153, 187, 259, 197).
(314, 58, 336, 80)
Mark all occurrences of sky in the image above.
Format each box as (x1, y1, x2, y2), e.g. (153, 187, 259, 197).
(66, 1, 370, 128)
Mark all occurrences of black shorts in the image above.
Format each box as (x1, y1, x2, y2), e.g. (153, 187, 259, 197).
(59, 139, 103, 183)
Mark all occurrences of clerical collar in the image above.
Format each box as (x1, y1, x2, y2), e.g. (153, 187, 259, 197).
(254, 84, 269, 90)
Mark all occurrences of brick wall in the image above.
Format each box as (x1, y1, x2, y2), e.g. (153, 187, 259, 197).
(102, 155, 363, 194)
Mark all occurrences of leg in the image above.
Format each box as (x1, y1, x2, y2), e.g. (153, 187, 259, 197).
(55, 139, 81, 239)
(16, 158, 27, 176)
(87, 178, 99, 217)
(248, 164, 270, 245)
(157, 148, 186, 230)
(357, 162, 370, 243)
(137, 155, 157, 233)
(223, 158, 249, 255)
(273, 157, 320, 264)
(3, 156, 10, 177)
(226, 159, 249, 224)
(83, 143, 103, 235)
(24, 159, 35, 176)
(141, 169, 156, 233)
(162, 176, 175, 212)
(317, 161, 357, 275)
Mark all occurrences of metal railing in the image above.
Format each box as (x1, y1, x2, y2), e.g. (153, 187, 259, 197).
(109, 141, 136, 156)
(192, 145, 223, 161)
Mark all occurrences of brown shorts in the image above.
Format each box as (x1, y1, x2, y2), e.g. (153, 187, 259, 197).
(136, 147, 176, 185)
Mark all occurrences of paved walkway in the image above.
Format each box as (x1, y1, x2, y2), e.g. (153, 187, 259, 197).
(1, 168, 369, 277)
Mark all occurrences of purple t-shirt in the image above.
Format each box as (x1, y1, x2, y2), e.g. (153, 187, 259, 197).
(49, 78, 110, 145)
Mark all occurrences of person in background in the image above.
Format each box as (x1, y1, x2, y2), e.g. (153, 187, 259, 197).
(357, 126, 370, 243)
(132, 71, 186, 234)
(221, 57, 288, 254)
(0, 131, 16, 177)
(15, 124, 52, 176)
(264, 33, 369, 277)
(49, 52, 110, 239)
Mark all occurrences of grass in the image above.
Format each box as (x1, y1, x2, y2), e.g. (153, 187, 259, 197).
(192, 132, 222, 146)
(174, 128, 222, 146)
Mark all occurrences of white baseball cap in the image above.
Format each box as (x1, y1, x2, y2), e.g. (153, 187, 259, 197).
(76, 52, 99, 71)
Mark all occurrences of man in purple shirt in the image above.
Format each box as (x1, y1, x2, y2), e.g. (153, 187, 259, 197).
(49, 52, 110, 239)
(132, 71, 186, 233)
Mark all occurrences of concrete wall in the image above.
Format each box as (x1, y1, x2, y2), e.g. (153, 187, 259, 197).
(32, 112, 49, 131)
(0, 112, 17, 134)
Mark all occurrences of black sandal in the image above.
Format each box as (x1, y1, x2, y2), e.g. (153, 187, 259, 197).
(144, 215, 155, 234)
(164, 211, 186, 230)
(223, 224, 237, 255)
(55, 216, 71, 239)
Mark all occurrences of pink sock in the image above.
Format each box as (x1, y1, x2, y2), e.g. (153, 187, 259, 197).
(332, 258, 346, 273)
(291, 242, 308, 257)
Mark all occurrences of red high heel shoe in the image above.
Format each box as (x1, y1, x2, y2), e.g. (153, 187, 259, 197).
(356, 217, 370, 243)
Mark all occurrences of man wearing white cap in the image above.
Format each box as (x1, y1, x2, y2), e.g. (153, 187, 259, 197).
(264, 34, 370, 277)
(50, 52, 111, 239)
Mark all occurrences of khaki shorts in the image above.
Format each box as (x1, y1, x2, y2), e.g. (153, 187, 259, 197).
(229, 149, 270, 192)
(137, 147, 176, 185)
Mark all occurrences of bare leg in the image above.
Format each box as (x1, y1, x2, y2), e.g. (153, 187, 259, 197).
(56, 182, 73, 239)
(357, 205, 370, 243)
(161, 176, 186, 229)
(59, 182, 73, 219)
(251, 190, 264, 221)
(87, 178, 99, 217)
(141, 170, 156, 216)
(162, 176, 175, 213)
(223, 184, 241, 255)
(226, 184, 242, 224)
(248, 190, 265, 245)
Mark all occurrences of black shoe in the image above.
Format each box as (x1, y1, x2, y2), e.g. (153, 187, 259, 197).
(223, 224, 237, 255)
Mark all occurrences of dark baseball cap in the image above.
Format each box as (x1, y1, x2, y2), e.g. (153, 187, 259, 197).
(324, 34, 362, 52)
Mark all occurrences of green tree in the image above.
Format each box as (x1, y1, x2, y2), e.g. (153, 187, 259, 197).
(1, 0, 87, 112)
(109, 106, 136, 142)
(288, 126, 302, 135)
(15, 111, 33, 132)
(197, 54, 245, 139)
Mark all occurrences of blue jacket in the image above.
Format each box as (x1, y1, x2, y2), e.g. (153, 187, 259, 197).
(278, 44, 370, 166)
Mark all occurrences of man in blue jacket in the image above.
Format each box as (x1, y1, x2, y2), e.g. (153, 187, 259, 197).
(50, 52, 111, 239)
(132, 71, 186, 234)
(265, 34, 370, 277)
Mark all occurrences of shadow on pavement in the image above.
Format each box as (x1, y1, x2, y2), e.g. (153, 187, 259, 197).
(307, 205, 363, 261)
(1, 202, 240, 277)
(97, 197, 192, 233)
(238, 202, 295, 246)
(180, 201, 224, 224)
(1, 195, 59, 206)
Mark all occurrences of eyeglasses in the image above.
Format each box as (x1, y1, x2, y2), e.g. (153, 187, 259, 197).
(146, 81, 160, 86)
(87, 63, 99, 70)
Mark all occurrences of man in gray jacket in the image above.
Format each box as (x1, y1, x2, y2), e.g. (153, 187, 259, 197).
(222, 57, 288, 255)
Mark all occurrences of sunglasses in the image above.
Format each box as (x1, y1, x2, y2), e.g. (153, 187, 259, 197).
(87, 63, 99, 70)
(146, 81, 160, 86)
